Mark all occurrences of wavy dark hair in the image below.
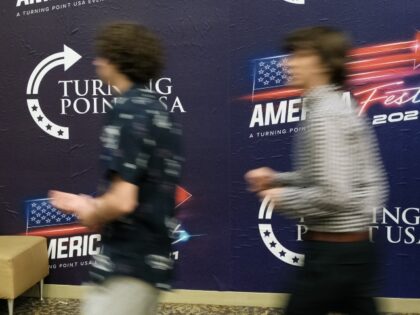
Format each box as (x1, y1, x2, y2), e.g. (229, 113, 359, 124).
(95, 22, 163, 84)
(284, 26, 350, 86)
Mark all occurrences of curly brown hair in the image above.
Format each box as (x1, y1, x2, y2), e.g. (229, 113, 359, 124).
(95, 22, 163, 84)
(284, 26, 350, 87)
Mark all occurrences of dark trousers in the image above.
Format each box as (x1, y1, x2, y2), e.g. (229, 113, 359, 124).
(285, 240, 378, 315)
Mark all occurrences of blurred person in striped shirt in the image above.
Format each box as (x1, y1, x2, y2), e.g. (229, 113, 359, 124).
(245, 26, 387, 315)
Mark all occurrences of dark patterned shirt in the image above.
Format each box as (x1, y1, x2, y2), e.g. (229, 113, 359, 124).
(271, 85, 388, 232)
(91, 85, 183, 290)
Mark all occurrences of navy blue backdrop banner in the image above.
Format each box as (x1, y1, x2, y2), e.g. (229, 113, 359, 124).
(0, 0, 419, 298)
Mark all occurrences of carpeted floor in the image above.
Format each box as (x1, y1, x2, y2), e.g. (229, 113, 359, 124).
(0, 297, 419, 315)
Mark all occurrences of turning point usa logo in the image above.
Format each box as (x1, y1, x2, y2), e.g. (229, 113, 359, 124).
(258, 198, 420, 267)
(26, 45, 187, 140)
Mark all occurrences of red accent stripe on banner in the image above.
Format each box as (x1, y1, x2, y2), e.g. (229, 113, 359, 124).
(24, 225, 90, 237)
(348, 52, 418, 72)
(348, 67, 420, 85)
(241, 88, 302, 102)
(349, 41, 415, 58)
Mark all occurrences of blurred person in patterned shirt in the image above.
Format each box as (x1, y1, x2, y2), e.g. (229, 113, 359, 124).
(245, 26, 387, 315)
(50, 23, 183, 315)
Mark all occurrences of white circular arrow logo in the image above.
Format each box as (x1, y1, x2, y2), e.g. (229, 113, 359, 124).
(258, 196, 304, 266)
(26, 45, 82, 140)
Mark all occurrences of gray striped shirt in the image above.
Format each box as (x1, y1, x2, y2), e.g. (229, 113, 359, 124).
(271, 85, 388, 232)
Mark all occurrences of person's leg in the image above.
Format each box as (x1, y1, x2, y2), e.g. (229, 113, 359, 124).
(347, 296, 378, 315)
(285, 239, 379, 315)
(331, 242, 379, 315)
(81, 276, 160, 315)
(285, 242, 338, 315)
(285, 291, 329, 315)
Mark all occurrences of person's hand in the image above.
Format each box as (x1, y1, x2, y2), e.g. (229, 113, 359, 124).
(49, 190, 84, 215)
(257, 188, 283, 204)
(244, 167, 277, 192)
(48, 190, 102, 230)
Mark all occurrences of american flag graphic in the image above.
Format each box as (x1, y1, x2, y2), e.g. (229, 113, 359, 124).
(23, 186, 192, 237)
(25, 198, 88, 237)
(253, 55, 291, 91)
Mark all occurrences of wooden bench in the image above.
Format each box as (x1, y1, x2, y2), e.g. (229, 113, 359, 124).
(0, 236, 49, 315)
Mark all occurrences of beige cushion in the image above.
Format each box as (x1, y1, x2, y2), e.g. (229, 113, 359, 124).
(0, 236, 49, 299)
